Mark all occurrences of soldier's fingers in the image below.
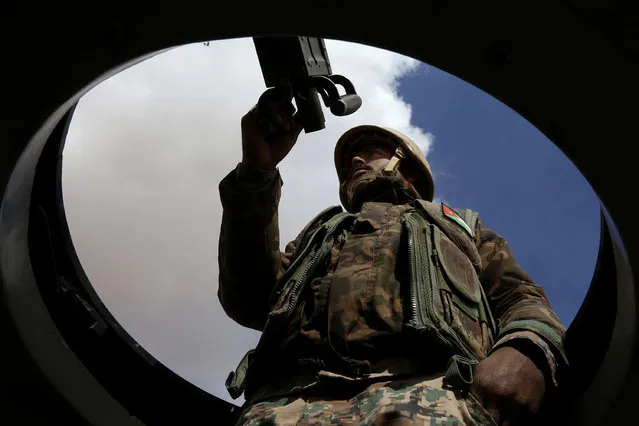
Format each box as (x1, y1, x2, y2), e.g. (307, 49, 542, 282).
(270, 99, 297, 133)
(271, 121, 302, 160)
(290, 112, 304, 134)
(241, 105, 262, 135)
(280, 99, 296, 119)
(481, 399, 502, 426)
(256, 86, 295, 132)
(242, 104, 258, 122)
(469, 388, 501, 425)
(257, 87, 285, 107)
(275, 98, 295, 127)
(291, 120, 303, 137)
(264, 107, 287, 133)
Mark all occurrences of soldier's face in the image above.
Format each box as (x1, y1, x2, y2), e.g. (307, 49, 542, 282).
(347, 141, 417, 183)
(342, 139, 422, 211)
(348, 141, 395, 180)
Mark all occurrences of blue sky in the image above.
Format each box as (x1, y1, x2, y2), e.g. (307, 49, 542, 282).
(398, 66, 600, 326)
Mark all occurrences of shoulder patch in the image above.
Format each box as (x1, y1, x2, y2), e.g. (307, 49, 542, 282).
(442, 203, 474, 239)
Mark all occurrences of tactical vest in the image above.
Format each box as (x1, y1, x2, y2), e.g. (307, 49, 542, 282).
(226, 200, 497, 400)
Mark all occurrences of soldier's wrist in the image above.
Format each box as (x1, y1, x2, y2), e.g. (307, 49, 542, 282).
(236, 162, 279, 185)
(496, 338, 554, 391)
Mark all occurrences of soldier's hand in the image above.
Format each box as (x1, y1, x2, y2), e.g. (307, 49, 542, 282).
(241, 89, 304, 171)
(470, 345, 546, 426)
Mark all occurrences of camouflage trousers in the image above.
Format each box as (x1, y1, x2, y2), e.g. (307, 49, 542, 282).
(236, 374, 496, 425)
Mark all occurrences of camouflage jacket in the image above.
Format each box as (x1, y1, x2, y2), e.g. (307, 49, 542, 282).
(218, 164, 568, 402)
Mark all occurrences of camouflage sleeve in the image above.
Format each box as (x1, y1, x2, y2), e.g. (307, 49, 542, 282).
(217, 163, 296, 331)
(475, 219, 569, 387)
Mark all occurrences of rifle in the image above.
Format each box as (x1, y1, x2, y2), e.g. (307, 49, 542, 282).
(253, 36, 362, 134)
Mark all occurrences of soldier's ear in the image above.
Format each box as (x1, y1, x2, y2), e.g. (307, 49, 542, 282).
(400, 163, 418, 182)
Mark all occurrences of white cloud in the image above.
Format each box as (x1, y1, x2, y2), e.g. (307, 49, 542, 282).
(62, 37, 433, 404)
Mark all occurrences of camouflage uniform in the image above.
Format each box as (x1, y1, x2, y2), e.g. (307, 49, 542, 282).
(238, 374, 497, 425)
(218, 162, 568, 425)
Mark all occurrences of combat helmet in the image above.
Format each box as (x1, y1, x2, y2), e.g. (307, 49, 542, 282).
(334, 125, 435, 209)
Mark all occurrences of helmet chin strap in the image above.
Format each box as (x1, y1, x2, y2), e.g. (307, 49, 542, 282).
(382, 147, 405, 175)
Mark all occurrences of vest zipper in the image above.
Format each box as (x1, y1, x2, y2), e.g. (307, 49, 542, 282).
(280, 218, 351, 314)
(406, 215, 428, 328)
(270, 224, 326, 303)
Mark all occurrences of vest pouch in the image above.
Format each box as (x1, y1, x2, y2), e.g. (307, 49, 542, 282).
(432, 226, 481, 305)
(431, 226, 488, 358)
(226, 349, 254, 399)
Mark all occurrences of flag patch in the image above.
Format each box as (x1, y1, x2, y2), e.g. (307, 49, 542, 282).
(442, 203, 474, 238)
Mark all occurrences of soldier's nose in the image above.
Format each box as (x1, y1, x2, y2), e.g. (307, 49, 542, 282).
(351, 155, 365, 168)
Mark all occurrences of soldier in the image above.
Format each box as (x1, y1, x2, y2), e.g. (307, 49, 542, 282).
(218, 94, 568, 425)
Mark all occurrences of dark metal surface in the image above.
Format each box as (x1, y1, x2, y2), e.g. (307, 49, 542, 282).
(254, 36, 361, 133)
(28, 105, 238, 425)
(1, 1, 637, 425)
(254, 37, 332, 86)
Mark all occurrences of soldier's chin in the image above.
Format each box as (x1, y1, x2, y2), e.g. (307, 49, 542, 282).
(348, 175, 419, 212)
(350, 178, 372, 194)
